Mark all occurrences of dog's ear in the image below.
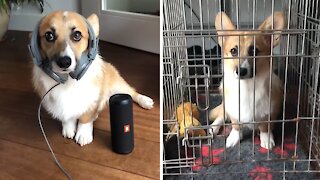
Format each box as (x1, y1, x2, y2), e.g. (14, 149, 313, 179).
(258, 12, 285, 47)
(87, 14, 99, 37)
(215, 12, 236, 47)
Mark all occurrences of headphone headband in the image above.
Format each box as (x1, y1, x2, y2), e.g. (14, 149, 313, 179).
(28, 15, 99, 83)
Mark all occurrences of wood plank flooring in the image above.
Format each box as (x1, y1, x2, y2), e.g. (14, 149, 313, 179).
(0, 31, 160, 179)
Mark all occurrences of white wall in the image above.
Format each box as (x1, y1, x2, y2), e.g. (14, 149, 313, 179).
(8, 0, 80, 31)
(83, 0, 160, 54)
(105, 0, 159, 14)
(105, 0, 131, 12)
(130, 0, 159, 13)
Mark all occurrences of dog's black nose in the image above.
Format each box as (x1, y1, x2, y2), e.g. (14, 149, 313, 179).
(56, 56, 71, 68)
(235, 68, 247, 77)
(235, 67, 253, 79)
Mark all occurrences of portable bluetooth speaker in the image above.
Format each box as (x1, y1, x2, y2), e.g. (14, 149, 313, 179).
(109, 94, 134, 154)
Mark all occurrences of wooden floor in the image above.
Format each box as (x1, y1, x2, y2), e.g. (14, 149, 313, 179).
(0, 31, 160, 179)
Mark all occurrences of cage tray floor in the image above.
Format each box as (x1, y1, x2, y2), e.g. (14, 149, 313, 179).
(164, 94, 318, 179)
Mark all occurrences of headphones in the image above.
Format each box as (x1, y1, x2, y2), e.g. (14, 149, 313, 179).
(28, 17, 99, 83)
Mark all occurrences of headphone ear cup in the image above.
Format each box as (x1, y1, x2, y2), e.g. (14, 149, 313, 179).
(29, 24, 43, 67)
(69, 53, 93, 80)
(42, 65, 67, 83)
(76, 61, 92, 80)
(87, 38, 99, 60)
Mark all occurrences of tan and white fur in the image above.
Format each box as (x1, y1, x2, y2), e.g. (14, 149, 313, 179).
(32, 11, 154, 146)
(209, 12, 285, 149)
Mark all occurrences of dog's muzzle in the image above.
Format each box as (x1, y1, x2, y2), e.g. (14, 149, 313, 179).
(234, 60, 254, 79)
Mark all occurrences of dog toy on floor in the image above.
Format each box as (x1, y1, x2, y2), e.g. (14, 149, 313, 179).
(166, 102, 206, 141)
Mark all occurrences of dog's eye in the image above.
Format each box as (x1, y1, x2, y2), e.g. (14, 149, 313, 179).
(230, 46, 238, 57)
(72, 31, 82, 41)
(45, 32, 56, 42)
(248, 45, 260, 56)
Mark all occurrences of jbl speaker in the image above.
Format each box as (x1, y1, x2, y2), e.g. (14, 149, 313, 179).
(109, 94, 134, 154)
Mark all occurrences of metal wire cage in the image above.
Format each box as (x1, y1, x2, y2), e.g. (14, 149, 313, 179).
(163, 0, 320, 178)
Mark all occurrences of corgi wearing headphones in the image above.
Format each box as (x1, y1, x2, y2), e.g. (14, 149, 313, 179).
(30, 11, 154, 146)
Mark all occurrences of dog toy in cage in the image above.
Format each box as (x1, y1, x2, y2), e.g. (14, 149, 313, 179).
(166, 102, 206, 141)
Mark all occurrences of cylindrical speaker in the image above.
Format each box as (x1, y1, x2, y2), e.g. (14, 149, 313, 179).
(109, 94, 134, 154)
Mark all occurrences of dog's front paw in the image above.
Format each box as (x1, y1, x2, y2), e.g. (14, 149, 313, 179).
(226, 128, 241, 148)
(75, 122, 93, 146)
(209, 117, 224, 135)
(137, 94, 154, 109)
(209, 125, 220, 135)
(260, 132, 275, 150)
(62, 120, 76, 139)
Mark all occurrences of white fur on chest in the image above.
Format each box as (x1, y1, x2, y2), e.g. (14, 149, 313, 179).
(34, 59, 103, 122)
(223, 73, 272, 128)
(43, 80, 100, 121)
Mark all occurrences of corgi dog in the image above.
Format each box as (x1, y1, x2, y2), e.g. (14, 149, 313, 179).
(31, 11, 154, 146)
(209, 12, 285, 149)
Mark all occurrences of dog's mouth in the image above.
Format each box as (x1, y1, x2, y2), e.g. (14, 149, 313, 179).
(52, 67, 73, 74)
(60, 68, 72, 73)
(52, 65, 75, 74)
(51, 64, 73, 74)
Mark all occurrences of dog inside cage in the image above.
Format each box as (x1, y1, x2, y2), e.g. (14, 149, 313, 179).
(163, 0, 320, 179)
